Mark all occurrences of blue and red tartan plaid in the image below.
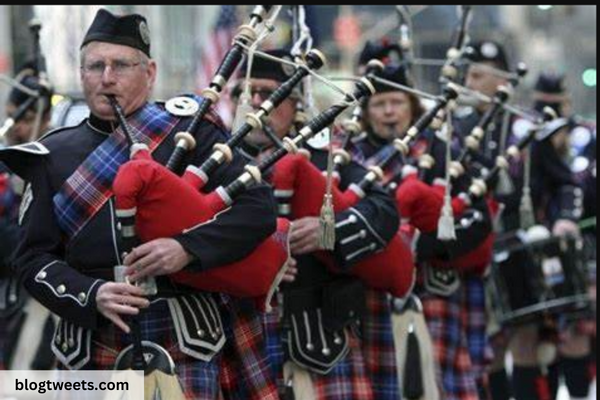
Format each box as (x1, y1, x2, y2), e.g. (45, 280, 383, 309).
(88, 299, 222, 399)
(361, 290, 401, 399)
(52, 101, 181, 239)
(345, 137, 408, 399)
(350, 136, 432, 187)
(262, 306, 375, 400)
(0, 173, 19, 220)
(219, 297, 279, 400)
(87, 296, 279, 399)
(418, 275, 493, 400)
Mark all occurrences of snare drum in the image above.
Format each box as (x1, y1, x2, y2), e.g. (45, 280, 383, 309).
(487, 230, 590, 327)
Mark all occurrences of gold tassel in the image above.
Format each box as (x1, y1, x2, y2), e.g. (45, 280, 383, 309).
(520, 187, 535, 230)
(264, 223, 295, 313)
(319, 193, 336, 250)
(496, 167, 515, 196)
(319, 126, 336, 250)
(438, 196, 457, 241)
(519, 147, 535, 230)
(437, 108, 456, 241)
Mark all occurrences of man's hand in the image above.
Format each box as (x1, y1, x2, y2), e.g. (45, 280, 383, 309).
(96, 282, 150, 333)
(282, 257, 298, 283)
(552, 219, 580, 237)
(124, 238, 193, 282)
(290, 217, 323, 256)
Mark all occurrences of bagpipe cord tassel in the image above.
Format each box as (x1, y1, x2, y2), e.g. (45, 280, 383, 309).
(231, 44, 256, 132)
(437, 107, 457, 241)
(520, 146, 536, 230)
(319, 125, 337, 250)
(264, 223, 295, 313)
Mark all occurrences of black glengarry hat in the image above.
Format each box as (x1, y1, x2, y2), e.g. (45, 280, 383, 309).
(248, 49, 296, 83)
(81, 9, 151, 57)
(359, 39, 404, 67)
(373, 65, 412, 93)
(465, 40, 510, 72)
(533, 72, 568, 116)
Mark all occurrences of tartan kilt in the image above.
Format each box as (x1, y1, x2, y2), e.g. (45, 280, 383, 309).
(262, 305, 375, 400)
(361, 289, 400, 399)
(87, 299, 221, 400)
(417, 274, 493, 400)
(219, 297, 279, 400)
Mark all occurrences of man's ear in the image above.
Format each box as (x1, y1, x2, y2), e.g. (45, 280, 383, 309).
(147, 60, 157, 90)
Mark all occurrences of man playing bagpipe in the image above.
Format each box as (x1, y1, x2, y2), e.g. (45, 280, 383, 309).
(348, 40, 497, 400)
(1, 61, 55, 370)
(0, 9, 281, 399)
(455, 41, 589, 400)
(345, 40, 428, 400)
(235, 49, 401, 399)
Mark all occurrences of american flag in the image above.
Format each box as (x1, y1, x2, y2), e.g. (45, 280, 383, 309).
(196, 5, 239, 126)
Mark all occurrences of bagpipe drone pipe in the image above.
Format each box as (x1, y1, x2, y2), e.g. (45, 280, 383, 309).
(109, 49, 332, 307)
(268, 78, 461, 297)
(108, 25, 327, 307)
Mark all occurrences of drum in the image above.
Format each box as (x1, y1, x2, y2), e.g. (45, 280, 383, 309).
(487, 229, 591, 327)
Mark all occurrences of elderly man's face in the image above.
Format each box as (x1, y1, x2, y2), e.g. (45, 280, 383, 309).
(80, 42, 156, 120)
(465, 63, 508, 112)
(241, 78, 296, 148)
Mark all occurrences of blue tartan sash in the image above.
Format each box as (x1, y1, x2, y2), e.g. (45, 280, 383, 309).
(52, 102, 181, 239)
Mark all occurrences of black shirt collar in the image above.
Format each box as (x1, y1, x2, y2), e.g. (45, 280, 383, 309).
(88, 114, 117, 135)
(366, 129, 392, 149)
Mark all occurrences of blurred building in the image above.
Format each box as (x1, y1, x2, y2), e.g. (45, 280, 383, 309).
(0, 5, 596, 121)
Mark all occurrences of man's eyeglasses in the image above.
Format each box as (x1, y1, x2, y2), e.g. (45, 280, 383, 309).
(81, 60, 143, 77)
(231, 87, 275, 102)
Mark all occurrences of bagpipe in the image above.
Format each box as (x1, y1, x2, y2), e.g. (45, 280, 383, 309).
(167, 5, 273, 153)
(110, 48, 327, 312)
(270, 76, 460, 298)
(464, 106, 558, 201)
(448, 63, 529, 180)
(397, 64, 529, 272)
(402, 104, 559, 268)
(396, 107, 559, 275)
(235, 76, 420, 298)
(112, 76, 385, 297)
(440, 5, 473, 83)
